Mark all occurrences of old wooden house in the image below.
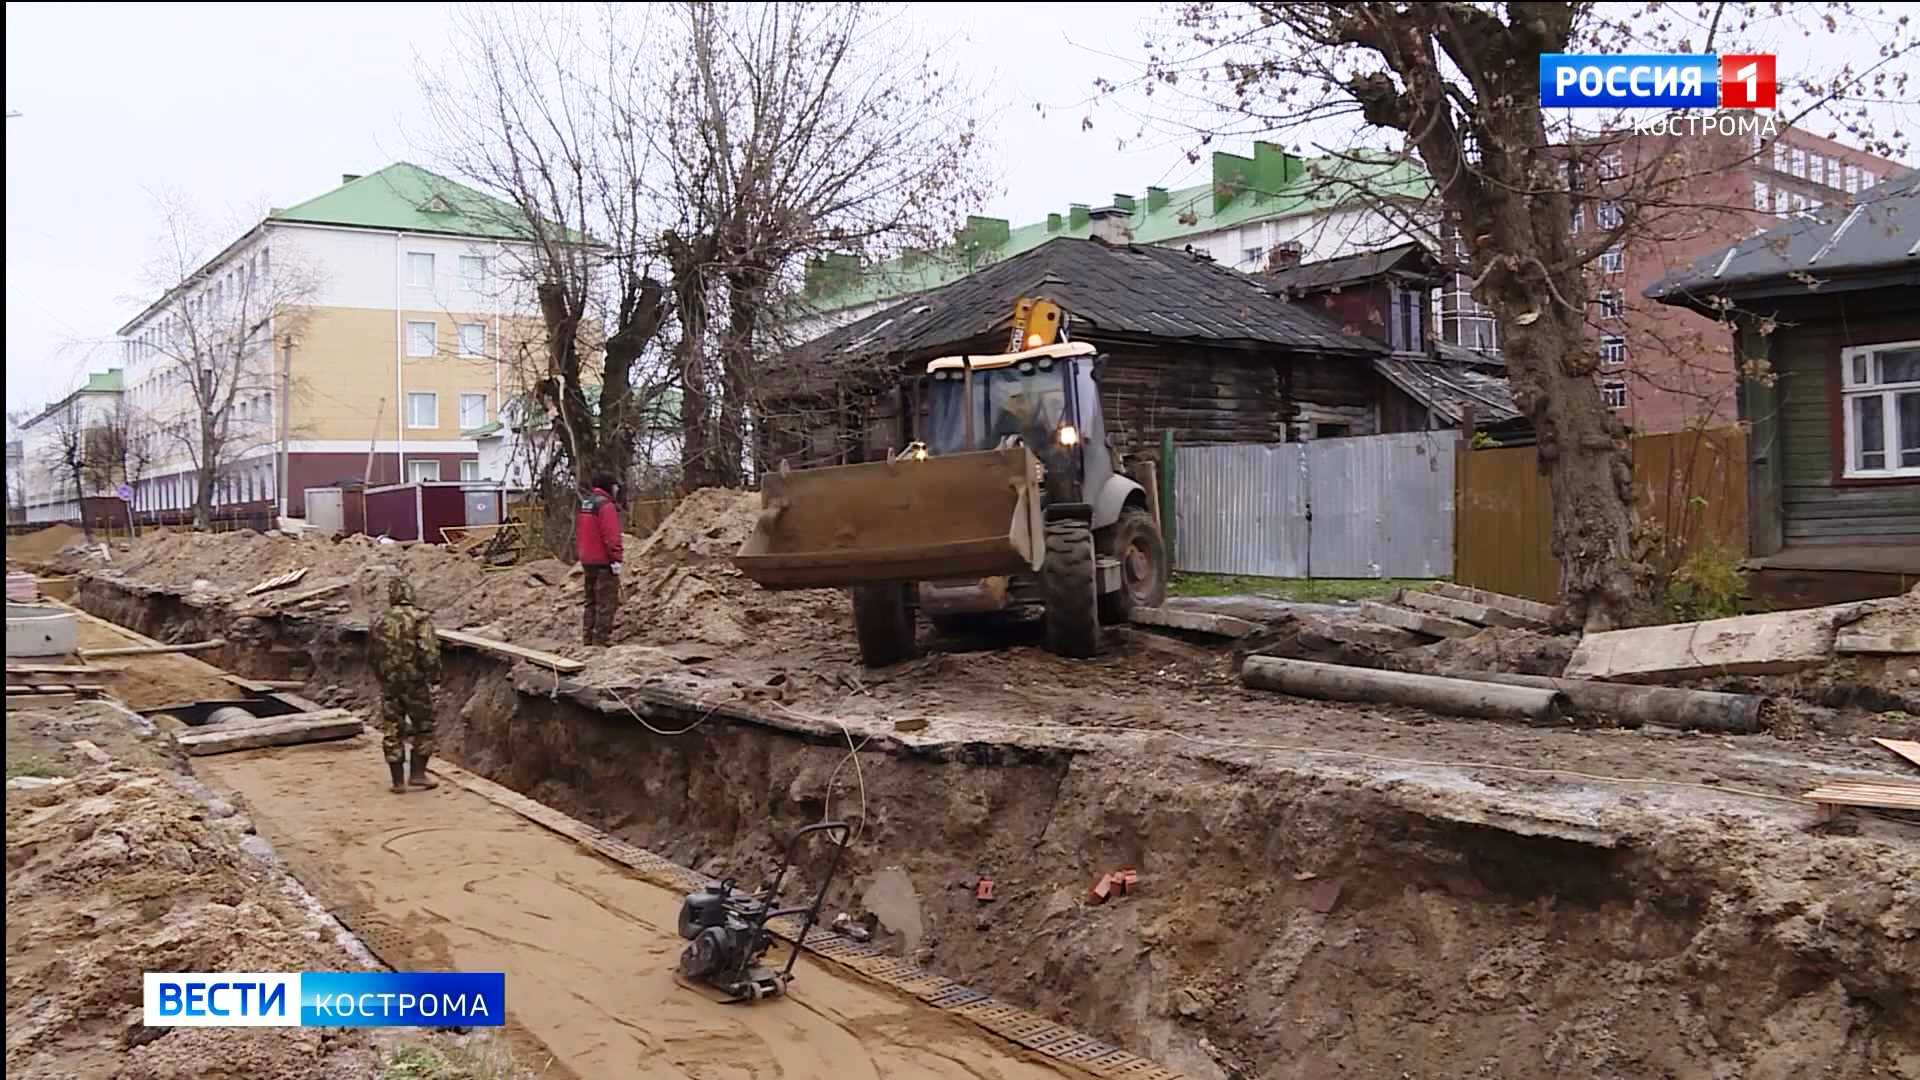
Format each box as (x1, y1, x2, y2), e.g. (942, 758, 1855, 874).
(1647, 172, 1919, 602)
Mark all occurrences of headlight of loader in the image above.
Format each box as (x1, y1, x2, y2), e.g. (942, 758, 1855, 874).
(1056, 424, 1079, 447)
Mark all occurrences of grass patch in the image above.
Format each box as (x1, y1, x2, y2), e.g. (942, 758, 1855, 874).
(5, 753, 71, 780)
(382, 1039, 520, 1080)
(1168, 573, 1438, 603)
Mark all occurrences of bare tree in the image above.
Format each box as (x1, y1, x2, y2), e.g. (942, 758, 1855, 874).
(137, 198, 318, 528)
(424, 2, 988, 495)
(36, 400, 102, 541)
(92, 401, 159, 533)
(1119, 2, 1916, 628)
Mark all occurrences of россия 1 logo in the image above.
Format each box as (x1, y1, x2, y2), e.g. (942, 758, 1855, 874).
(1540, 54, 1776, 109)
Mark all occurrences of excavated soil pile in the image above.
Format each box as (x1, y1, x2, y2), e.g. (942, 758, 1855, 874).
(5, 524, 91, 568)
(5, 768, 380, 1079)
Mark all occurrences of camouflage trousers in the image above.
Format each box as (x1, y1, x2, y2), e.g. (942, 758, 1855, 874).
(583, 566, 621, 645)
(380, 684, 436, 765)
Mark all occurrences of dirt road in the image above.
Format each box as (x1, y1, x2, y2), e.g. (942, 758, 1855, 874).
(199, 738, 1079, 1080)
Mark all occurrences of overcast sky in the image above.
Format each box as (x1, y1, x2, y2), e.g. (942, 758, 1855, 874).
(7, 2, 1914, 416)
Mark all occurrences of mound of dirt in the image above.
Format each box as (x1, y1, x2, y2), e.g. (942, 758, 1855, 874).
(1410, 627, 1578, 677)
(633, 488, 758, 561)
(5, 768, 380, 1079)
(6, 524, 89, 566)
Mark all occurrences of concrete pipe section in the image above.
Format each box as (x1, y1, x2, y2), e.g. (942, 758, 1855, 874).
(6, 603, 77, 658)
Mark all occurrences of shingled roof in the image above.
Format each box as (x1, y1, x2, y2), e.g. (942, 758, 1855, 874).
(1372, 355, 1523, 428)
(804, 236, 1388, 364)
(1646, 170, 1920, 309)
(1266, 241, 1441, 296)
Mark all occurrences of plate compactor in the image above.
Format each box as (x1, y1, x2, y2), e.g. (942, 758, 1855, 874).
(674, 822, 850, 1003)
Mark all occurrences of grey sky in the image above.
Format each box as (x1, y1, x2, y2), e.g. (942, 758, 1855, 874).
(7, 2, 1913, 416)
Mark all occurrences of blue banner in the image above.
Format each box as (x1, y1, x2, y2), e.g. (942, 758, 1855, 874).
(1540, 54, 1719, 109)
(299, 972, 506, 1027)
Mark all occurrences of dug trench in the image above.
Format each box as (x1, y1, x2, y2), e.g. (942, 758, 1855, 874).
(73, 578, 1920, 1080)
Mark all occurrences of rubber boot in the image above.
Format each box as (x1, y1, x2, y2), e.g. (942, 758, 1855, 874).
(408, 753, 439, 791)
(388, 761, 407, 794)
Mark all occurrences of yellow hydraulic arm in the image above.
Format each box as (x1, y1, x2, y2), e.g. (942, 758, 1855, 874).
(1008, 298, 1064, 353)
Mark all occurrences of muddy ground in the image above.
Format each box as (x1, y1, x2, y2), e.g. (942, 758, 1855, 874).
(19, 498, 1920, 1079)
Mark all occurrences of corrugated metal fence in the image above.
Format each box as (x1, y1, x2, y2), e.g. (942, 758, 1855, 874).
(1174, 431, 1458, 579)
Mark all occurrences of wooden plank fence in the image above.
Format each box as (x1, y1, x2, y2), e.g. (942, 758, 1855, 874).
(1455, 427, 1748, 604)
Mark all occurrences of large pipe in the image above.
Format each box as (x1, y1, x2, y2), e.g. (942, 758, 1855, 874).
(1447, 671, 1773, 734)
(1242, 656, 1566, 726)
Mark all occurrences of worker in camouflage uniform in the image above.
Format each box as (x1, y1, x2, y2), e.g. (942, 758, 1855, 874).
(368, 578, 441, 793)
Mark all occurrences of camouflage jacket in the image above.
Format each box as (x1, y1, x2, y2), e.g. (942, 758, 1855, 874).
(370, 595, 441, 688)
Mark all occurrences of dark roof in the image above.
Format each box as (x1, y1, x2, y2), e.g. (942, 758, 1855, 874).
(804, 236, 1387, 364)
(1265, 241, 1440, 296)
(1646, 171, 1920, 308)
(1372, 355, 1523, 427)
(1434, 340, 1507, 370)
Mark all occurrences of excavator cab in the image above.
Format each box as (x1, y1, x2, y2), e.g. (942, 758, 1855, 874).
(735, 300, 1169, 667)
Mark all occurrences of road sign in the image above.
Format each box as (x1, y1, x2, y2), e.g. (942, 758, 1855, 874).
(116, 484, 133, 503)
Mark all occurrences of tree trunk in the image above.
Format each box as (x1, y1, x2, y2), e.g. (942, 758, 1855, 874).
(717, 266, 765, 488)
(668, 235, 717, 491)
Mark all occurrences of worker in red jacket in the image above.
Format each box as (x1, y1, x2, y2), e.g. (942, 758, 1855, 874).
(576, 473, 625, 645)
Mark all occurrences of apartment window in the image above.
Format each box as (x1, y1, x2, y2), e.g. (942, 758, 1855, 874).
(1844, 164, 1860, 193)
(1596, 201, 1624, 230)
(1860, 168, 1877, 190)
(1601, 379, 1628, 410)
(1243, 246, 1263, 267)
(407, 251, 435, 287)
(1571, 202, 1585, 232)
(1599, 246, 1624, 274)
(1597, 150, 1623, 180)
(459, 459, 480, 483)
(458, 393, 488, 431)
(1753, 181, 1770, 212)
(406, 392, 438, 429)
(406, 320, 437, 358)
(1841, 340, 1920, 477)
(260, 247, 270, 276)
(407, 460, 442, 483)
(459, 255, 488, 288)
(1600, 335, 1627, 367)
(457, 322, 486, 357)
(1597, 289, 1625, 320)
(1773, 141, 1788, 173)
(1773, 189, 1789, 218)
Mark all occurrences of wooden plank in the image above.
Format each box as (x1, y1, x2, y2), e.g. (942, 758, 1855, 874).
(246, 567, 309, 595)
(1127, 605, 1261, 639)
(1835, 629, 1920, 655)
(223, 674, 307, 692)
(1565, 603, 1864, 683)
(174, 714, 363, 756)
(1427, 582, 1555, 626)
(81, 638, 226, 660)
(9, 693, 77, 707)
(1874, 738, 1920, 771)
(266, 581, 352, 608)
(1802, 781, 1920, 812)
(1357, 601, 1478, 639)
(5, 664, 109, 676)
(1398, 589, 1537, 630)
(71, 739, 112, 766)
(437, 628, 585, 672)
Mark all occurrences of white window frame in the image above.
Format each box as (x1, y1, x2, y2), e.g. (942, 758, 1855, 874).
(406, 320, 437, 358)
(459, 254, 488, 289)
(458, 392, 488, 431)
(1600, 334, 1627, 367)
(406, 251, 435, 287)
(1840, 339, 1920, 478)
(459, 459, 481, 483)
(1600, 379, 1628, 410)
(457, 322, 486, 357)
(1597, 289, 1625, 320)
(406, 392, 438, 430)
(407, 459, 442, 483)
(1752, 180, 1770, 212)
(1597, 150, 1623, 180)
(1596, 201, 1624, 230)
(1599, 246, 1624, 274)
(1571, 202, 1585, 232)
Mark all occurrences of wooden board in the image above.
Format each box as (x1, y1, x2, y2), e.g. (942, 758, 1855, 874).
(1357, 601, 1479, 639)
(246, 567, 309, 595)
(1398, 589, 1537, 630)
(8, 693, 77, 707)
(1429, 582, 1556, 626)
(5, 664, 110, 676)
(1802, 780, 1920, 815)
(223, 674, 307, 692)
(71, 739, 112, 766)
(1565, 603, 1865, 683)
(266, 581, 351, 608)
(81, 639, 225, 660)
(1127, 606, 1261, 639)
(1873, 738, 1920, 771)
(1835, 629, 1920, 655)
(174, 713, 363, 756)
(437, 628, 585, 673)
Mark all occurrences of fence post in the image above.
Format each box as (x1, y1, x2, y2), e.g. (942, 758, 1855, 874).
(1159, 429, 1176, 554)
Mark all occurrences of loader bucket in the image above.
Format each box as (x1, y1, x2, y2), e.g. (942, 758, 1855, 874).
(735, 447, 1045, 590)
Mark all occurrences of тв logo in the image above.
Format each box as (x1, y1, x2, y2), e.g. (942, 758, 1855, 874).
(1538, 54, 1777, 110)
(1719, 55, 1776, 109)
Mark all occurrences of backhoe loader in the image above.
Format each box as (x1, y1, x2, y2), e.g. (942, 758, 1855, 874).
(735, 299, 1169, 667)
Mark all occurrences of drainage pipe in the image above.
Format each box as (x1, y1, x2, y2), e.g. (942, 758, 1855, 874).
(1242, 656, 1567, 726)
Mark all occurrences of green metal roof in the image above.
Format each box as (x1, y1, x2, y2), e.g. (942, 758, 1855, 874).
(83, 369, 124, 393)
(270, 162, 534, 240)
(806, 148, 1433, 312)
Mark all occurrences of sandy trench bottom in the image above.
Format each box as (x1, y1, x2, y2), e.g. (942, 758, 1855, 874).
(198, 737, 1076, 1080)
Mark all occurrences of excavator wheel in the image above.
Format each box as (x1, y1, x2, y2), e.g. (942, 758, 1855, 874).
(1097, 508, 1169, 623)
(851, 583, 916, 668)
(1042, 520, 1101, 658)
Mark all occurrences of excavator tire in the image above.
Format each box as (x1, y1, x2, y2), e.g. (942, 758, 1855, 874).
(1097, 508, 1169, 623)
(1042, 520, 1100, 658)
(852, 584, 916, 668)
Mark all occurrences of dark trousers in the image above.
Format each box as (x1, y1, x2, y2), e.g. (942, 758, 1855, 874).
(583, 565, 620, 645)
